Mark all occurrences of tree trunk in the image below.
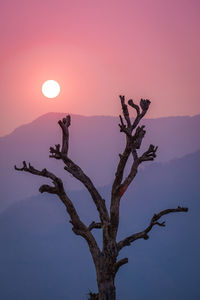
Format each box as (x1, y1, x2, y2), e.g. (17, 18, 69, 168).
(95, 258, 116, 300)
(97, 278, 116, 300)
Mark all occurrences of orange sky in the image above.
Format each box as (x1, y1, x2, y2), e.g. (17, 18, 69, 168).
(0, 0, 200, 136)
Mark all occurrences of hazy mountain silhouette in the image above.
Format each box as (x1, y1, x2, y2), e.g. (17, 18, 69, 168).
(0, 150, 199, 299)
(0, 113, 199, 211)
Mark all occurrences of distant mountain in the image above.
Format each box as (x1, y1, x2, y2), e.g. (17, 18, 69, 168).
(0, 151, 199, 300)
(0, 113, 200, 211)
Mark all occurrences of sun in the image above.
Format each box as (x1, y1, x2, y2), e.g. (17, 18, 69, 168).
(42, 80, 60, 98)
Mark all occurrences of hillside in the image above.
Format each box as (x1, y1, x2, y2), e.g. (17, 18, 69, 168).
(0, 151, 199, 299)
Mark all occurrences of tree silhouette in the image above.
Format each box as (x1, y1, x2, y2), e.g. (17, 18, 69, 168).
(15, 96, 188, 300)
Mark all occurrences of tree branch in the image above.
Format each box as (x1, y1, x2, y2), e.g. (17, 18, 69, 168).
(49, 115, 109, 225)
(117, 206, 188, 251)
(113, 257, 128, 276)
(118, 114, 131, 136)
(130, 98, 150, 130)
(88, 221, 102, 231)
(110, 96, 152, 239)
(131, 125, 146, 149)
(118, 143, 158, 197)
(119, 159, 139, 197)
(14, 161, 64, 194)
(14, 161, 101, 255)
(139, 144, 158, 162)
(128, 99, 140, 115)
(120, 96, 131, 126)
(49, 144, 61, 159)
(59, 115, 71, 155)
(112, 97, 151, 198)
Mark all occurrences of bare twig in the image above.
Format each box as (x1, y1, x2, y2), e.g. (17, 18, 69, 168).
(139, 144, 158, 162)
(128, 99, 140, 115)
(14, 161, 63, 195)
(132, 98, 151, 130)
(119, 95, 131, 128)
(88, 221, 102, 231)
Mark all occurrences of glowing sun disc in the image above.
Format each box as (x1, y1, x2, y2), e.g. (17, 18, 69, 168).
(42, 80, 60, 98)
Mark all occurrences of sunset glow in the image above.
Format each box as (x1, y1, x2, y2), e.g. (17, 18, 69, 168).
(0, 0, 200, 137)
(42, 80, 60, 98)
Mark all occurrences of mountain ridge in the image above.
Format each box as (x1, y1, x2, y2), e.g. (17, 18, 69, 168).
(1, 112, 200, 139)
(0, 113, 199, 211)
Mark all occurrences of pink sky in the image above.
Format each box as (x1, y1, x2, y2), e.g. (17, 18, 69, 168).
(0, 0, 200, 136)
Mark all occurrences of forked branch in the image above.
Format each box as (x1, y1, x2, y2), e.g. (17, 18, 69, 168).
(118, 96, 151, 136)
(110, 96, 154, 237)
(15, 161, 64, 195)
(139, 144, 158, 162)
(117, 206, 188, 251)
(129, 98, 150, 130)
(112, 96, 153, 196)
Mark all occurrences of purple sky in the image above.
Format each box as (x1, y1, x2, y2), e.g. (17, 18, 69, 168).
(0, 0, 200, 136)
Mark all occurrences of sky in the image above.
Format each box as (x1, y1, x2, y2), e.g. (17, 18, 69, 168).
(0, 0, 200, 136)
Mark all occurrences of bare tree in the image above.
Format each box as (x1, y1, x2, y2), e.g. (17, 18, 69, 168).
(15, 96, 188, 300)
